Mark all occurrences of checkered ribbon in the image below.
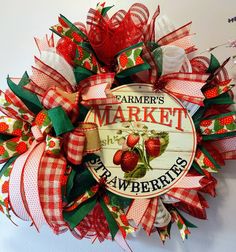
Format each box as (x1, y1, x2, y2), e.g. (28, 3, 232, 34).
(127, 197, 158, 236)
(140, 197, 159, 235)
(78, 73, 119, 106)
(63, 123, 101, 165)
(155, 72, 210, 105)
(42, 87, 79, 123)
(157, 22, 196, 54)
(213, 136, 236, 160)
(64, 130, 85, 165)
(167, 188, 203, 210)
(39, 152, 67, 233)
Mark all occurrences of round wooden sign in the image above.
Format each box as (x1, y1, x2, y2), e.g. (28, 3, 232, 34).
(85, 84, 197, 199)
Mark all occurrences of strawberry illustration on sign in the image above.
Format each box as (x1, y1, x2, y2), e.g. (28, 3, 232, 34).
(120, 150, 139, 172)
(145, 138, 161, 157)
(113, 121, 169, 180)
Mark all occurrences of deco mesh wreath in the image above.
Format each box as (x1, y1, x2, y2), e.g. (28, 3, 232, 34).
(0, 2, 236, 250)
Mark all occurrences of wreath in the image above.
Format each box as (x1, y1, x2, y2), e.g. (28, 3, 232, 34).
(0, 3, 236, 251)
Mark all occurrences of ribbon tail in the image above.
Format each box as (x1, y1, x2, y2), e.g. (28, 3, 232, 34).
(23, 141, 47, 231)
(140, 197, 158, 235)
(114, 231, 133, 252)
(100, 198, 120, 240)
(39, 153, 68, 233)
(9, 141, 39, 222)
(126, 198, 150, 225)
(173, 176, 204, 189)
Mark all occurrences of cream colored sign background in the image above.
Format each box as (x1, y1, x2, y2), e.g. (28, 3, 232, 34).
(85, 84, 196, 198)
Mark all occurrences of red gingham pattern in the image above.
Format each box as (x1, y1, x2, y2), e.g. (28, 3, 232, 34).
(222, 151, 236, 160)
(34, 57, 73, 92)
(5, 88, 32, 115)
(161, 72, 209, 82)
(144, 5, 160, 42)
(79, 73, 119, 106)
(42, 88, 79, 123)
(140, 197, 158, 235)
(24, 81, 45, 97)
(159, 72, 209, 105)
(167, 188, 202, 210)
(64, 130, 85, 165)
(31, 66, 68, 92)
(38, 153, 67, 232)
(157, 22, 192, 46)
(213, 136, 236, 160)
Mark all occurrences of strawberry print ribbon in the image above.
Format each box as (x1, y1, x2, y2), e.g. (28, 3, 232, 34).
(64, 182, 134, 240)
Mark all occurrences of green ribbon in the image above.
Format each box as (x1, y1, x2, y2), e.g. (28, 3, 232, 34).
(7, 73, 42, 114)
(204, 92, 234, 106)
(192, 161, 205, 175)
(0, 155, 18, 178)
(63, 197, 97, 229)
(48, 106, 74, 136)
(99, 198, 119, 239)
(200, 146, 221, 170)
(207, 54, 220, 74)
(152, 46, 163, 77)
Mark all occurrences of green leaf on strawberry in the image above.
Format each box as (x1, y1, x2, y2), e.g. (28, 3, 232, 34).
(6, 141, 17, 151)
(226, 123, 236, 131)
(13, 120, 23, 130)
(2, 150, 9, 159)
(111, 212, 118, 219)
(21, 134, 30, 141)
(133, 48, 142, 59)
(159, 133, 169, 156)
(127, 58, 133, 68)
(3, 167, 11, 177)
(124, 164, 146, 180)
(64, 29, 73, 38)
(126, 49, 132, 57)
(214, 119, 224, 132)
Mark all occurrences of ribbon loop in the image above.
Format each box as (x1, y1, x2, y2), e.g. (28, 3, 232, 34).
(31, 125, 44, 142)
(64, 123, 101, 165)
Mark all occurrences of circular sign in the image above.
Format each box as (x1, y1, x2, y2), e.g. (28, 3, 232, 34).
(85, 84, 196, 199)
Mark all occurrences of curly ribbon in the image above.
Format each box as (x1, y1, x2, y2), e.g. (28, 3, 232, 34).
(87, 3, 149, 65)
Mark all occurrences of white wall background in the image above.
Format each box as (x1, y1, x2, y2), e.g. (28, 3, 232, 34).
(0, 0, 236, 251)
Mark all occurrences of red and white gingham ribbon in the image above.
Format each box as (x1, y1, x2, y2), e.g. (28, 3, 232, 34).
(63, 123, 101, 165)
(156, 72, 210, 105)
